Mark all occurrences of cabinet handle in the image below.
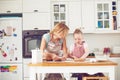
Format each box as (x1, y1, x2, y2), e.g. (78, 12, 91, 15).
(7, 11, 11, 13)
(34, 10, 38, 12)
(34, 28, 38, 30)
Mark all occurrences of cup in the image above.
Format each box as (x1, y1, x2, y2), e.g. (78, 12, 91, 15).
(31, 49, 43, 64)
(103, 48, 110, 60)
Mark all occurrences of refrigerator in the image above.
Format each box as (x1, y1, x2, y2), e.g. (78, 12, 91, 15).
(0, 14, 23, 80)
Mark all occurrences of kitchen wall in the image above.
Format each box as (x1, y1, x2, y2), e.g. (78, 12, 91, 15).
(66, 33, 120, 53)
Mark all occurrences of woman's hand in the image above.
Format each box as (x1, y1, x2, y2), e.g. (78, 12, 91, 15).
(61, 56, 67, 61)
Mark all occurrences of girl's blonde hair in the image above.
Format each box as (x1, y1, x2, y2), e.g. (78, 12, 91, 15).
(73, 28, 83, 35)
(50, 22, 69, 37)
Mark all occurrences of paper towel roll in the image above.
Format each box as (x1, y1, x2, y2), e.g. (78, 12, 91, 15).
(31, 49, 43, 64)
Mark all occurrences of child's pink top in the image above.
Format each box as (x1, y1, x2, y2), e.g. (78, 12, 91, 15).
(70, 41, 87, 58)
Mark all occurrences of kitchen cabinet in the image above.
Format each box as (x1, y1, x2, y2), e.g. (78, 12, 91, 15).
(95, 0, 112, 31)
(81, 0, 95, 33)
(51, 0, 120, 33)
(51, 1, 68, 28)
(23, 0, 50, 13)
(0, 0, 22, 13)
(109, 58, 120, 80)
(69, 0, 95, 33)
(94, 0, 120, 33)
(68, 1, 82, 33)
(51, 0, 95, 33)
(23, 0, 51, 30)
(23, 13, 50, 30)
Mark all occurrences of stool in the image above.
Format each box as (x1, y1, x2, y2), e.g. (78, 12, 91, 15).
(82, 76, 108, 80)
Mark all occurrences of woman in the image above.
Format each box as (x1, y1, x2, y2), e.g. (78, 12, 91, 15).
(40, 22, 69, 61)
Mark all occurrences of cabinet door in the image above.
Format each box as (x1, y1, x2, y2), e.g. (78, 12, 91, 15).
(51, 2, 68, 28)
(23, 13, 50, 30)
(95, 0, 112, 31)
(69, 1, 82, 33)
(82, 0, 95, 33)
(0, 0, 22, 13)
(23, 0, 50, 12)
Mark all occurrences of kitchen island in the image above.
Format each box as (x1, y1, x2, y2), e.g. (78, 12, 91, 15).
(28, 60, 117, 80)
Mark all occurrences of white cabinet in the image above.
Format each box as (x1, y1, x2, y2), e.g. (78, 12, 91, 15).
(0, 0, 22, 13)
(81, 0, 95, 33)
(69, 0, 95, 33)
(51, 0, 95, 33)
(23, 13, 50, 30)
(51, 2, 68, 28)
(94, 0, 120, 33)
(95, 0, 112, 31)
(23, 0, 50, 12)
(23, 0, 50, 30)
(51, 0, 120, 33)
(109, 58, 120, 80)
(68, 1, 82, 33)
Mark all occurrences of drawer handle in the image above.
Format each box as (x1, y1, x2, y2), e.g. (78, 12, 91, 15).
(34, 28, 38, 30)
(7, 11, 11, 13)
(34, 10, 38, 12)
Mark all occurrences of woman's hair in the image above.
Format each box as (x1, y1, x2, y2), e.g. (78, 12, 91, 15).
(73, 28, 83, 35)
(50, 22, 69, 37)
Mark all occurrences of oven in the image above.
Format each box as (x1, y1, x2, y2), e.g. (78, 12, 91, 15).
(22, 30, 49, 58)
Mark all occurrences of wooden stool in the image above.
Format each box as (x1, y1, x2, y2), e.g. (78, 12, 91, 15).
(82, 76, 108, 80)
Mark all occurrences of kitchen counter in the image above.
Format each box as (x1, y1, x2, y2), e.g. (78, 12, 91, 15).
(28, 60, 117, 80)
(28, 60, 117, 66)
(87, 53, 120, 58)
(110, 54, 120, 57)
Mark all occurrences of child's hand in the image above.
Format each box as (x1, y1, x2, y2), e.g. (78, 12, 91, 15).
(74, 58, 85, 62)
(74, 58, 79, 61)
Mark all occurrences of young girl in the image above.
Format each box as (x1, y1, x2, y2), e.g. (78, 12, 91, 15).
(40, 22, 69, 61)
(69, 28, 89, 61)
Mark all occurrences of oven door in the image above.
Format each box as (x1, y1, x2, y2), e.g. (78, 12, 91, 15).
(23, 36, 41, 58)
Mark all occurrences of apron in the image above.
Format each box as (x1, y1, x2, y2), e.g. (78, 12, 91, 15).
(72, 41, 85, 58)
(46, 37, 63, 56)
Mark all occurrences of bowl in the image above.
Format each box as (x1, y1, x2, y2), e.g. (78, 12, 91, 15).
(95, 54, 108, 61)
